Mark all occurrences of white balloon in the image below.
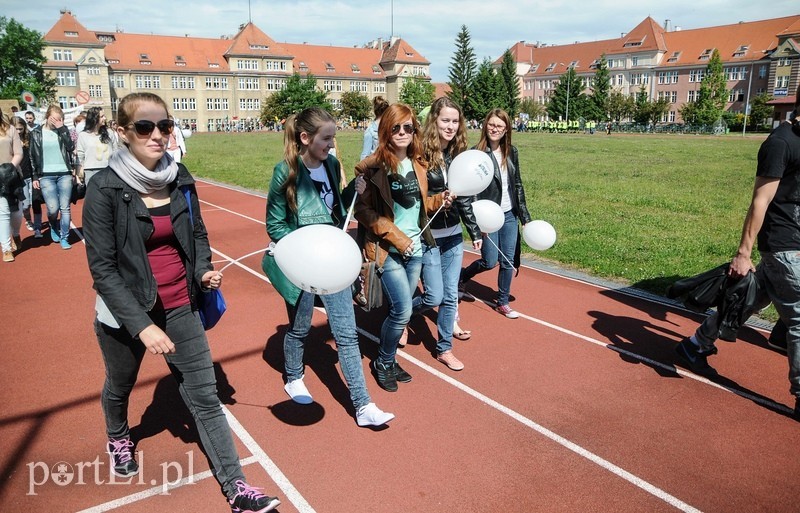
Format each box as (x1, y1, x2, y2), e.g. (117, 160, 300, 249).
(273, 224, 362, 294)
(523, 220, 557, 251)
(471, 199, 504, 233)
(448, 150, 494, 196)
(181, 128, 192, 139)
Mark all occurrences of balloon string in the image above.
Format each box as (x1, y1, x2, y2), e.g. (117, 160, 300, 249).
(219, 247, 271, 274)
(419, 202, 445, 234)
(343, 190, 358, 231)
(485, 234, 515, 269)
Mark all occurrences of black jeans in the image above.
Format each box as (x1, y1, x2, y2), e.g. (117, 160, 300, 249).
(95, 303, 245, 497)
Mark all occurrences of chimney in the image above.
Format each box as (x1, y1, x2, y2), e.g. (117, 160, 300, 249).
(664, 19, 671, 31)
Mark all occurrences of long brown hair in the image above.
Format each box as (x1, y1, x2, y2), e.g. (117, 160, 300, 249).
(11, 117, 29, 148)
(475, 108, 512, 162)
(374, 103, 425, 173)
(281, 107, 336, 212)
(421, 97, 467, 171)
(0, 107, 9, 137)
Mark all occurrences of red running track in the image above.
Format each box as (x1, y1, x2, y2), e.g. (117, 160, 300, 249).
(1, 179, 798, 513)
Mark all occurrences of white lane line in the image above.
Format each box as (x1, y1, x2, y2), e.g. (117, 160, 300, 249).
(386, 338, 702, 513)
(223, 406, 316, 513)
(75, 456, 258, 513)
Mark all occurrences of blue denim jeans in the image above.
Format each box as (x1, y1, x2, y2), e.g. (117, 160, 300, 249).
(284, 288, 371, 410)
(22, 177, 42, 229)
(414, 234, 464, 353)
(379, 252, 423, 364)
(694, 251, 800, 397)
(39, 174, 72, 240)
(462, 210, 518, 306)
(95, 304, 246, 497)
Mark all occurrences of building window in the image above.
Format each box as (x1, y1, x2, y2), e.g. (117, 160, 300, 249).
(171, 76, 195, 89)
(134, 75, 161, 89)
(669, 111, 676, 122)
(111, 75, 125, 88)
(238, 77, 260, 90)
(56, 71, 77, 86)
(616, 74, 623, 86)
(330, 98, 342, 111)
(58, 96, 68, 109)
(689, 69, 705, 83)
(86, 66, 101, 76)
(374, 82, 385, 93)
(687, 90, 697, 102)
(237, 59, 259, 70)
(205, 77, 228, 89)
(173, 98, 197, 111)
(52, 49, 73, 61)
(728, 89, 744, 102)
(239, 98, 261, 110)
(776, 76, 790, 88)
(630, 73, 649, 85)
(266, 78, 286, 91)
(758, 65, 767, 79)
(350, 80, 368, 92)
(778, 57, 791, 67)
(89, 85, 102, 98)
(206, 98, 229, 110)
(264, 60, 287, 71)
(323, 80, 342, 92)
(725, 66, 746, 81)
(631, 57, 639, 67)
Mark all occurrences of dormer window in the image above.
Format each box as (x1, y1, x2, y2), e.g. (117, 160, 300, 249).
(530, 64, 539, 73)
(65, 31, 78, 37)
(545, 63, 556, 72)
(140, 53, 149, 60)
(97, 34, 115, 43)
(325, 62, 335, 72)
(667, 51, 681, 63)
(733, 45, 749, 58)
(569, 60, 578, 68)
(249, 43, 269, 50)
(351, 64, 360, 73)
(208, 62, 219, 68)
(699, 48, 714, 60)
(299, 61, 308, 71)
(372, 64, 381, 74)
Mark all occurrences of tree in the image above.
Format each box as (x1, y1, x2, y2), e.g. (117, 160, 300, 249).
(0, 17, 56, 104)
(588, 54, 611, 121)
(399, 76, 435, 114)
(340, 91, 371, 123)
(498, 49, 520, 118)
(633, 85, 650, 124)
(468, 58, 501, 121)
(693, 49, 728, 125)
(259, 73, 331, 123)
(606, 90, 635, 123)
(446, 25, 477, 119)
(546, 67, 584, 121)
(747, 92, 773, 129)
(519, 98, 545, 120)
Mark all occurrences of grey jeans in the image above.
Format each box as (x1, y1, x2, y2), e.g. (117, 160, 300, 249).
(694, 251, 800, 397)
(95, 303, 246, 497)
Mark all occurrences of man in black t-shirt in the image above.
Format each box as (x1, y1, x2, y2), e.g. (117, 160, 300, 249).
(676, 86, 800, 420)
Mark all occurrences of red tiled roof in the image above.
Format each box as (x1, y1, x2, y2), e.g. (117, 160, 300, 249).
(43, 10, 100, 45)
(511, 15, 800, 78)
(380, 38, 430, 65)
(283, 43, 385, 79)
(224, 22, 293, 58)
(433, 83, 451, 99)
(767, 95, 796, 105)
(103, 33, 232, 73)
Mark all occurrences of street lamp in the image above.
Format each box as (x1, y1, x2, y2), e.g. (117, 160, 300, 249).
(559, 63, 572, 123)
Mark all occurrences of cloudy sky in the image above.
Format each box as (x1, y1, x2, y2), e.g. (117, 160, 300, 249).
(4, 0, 799, 82)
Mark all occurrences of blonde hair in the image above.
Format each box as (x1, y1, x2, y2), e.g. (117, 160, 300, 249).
(281, 107, 336, 212)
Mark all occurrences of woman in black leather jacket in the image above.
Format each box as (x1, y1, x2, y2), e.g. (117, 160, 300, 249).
(82, 92, 280, 512)
(461, 108, 531, 319)
(412, 97, 481, 370)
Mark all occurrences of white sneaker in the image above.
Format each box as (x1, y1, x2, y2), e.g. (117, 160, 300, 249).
(284, 378, 313, 405)
(356, 403, 395, 427)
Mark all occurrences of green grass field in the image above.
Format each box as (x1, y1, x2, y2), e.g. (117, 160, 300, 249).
(183, 129, 765, 299)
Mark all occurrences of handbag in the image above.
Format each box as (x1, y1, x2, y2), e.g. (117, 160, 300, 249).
(353, 241, 383, 312)
(182, 186, 227, 329)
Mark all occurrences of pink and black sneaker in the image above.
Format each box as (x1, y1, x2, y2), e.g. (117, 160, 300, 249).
(228, 480, 280, 513)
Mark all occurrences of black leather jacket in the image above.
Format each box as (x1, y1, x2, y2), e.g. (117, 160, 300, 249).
(82, 164, 212, 337)
(426, 152, 481, 242)
(29, 125, 76, 180)
(474, 145, 532, 225)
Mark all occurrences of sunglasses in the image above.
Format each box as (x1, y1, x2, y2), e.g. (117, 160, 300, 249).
(391, 123, 415, 135)
(128, 119, 174, 136)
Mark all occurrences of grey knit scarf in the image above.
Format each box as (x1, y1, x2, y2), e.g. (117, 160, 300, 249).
(109, 146, 178, 194)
